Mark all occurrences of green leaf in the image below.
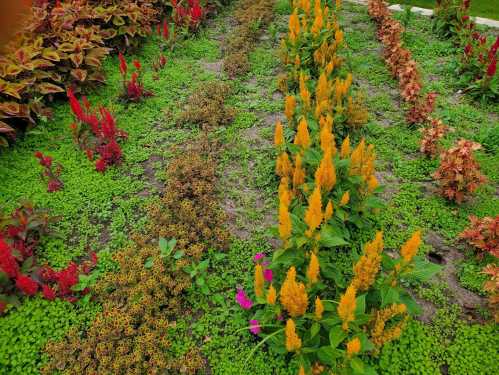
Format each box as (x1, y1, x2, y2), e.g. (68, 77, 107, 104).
(381, 287, 399, 307)
(329, 326, 347, 348)
(174, 250, 184, 259)
(310, 322, 320, 339)
(355, 294, 366, 315)
(144, 257, 154, 269)
(404, 258, 442, 282)
(351, 357, 366, 374)
(317, 346, 340, 366)
(319, 225, 348, 248)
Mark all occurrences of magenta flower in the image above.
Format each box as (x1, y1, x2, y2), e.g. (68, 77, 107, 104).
(249, 319, 261, 335)
(253, 253, 265, 263)
(236, 288, 253, 310)
(263, 269, 273, 282)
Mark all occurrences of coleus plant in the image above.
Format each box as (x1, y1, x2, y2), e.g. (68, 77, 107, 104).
(0, 203, 98, 314)
(34, 151, 64, 192)
(68, 88, 128, 172)
(419, 118, 449, 158)
(433, 139, 487, 204)
(118, 53, 154, 102)
(460, 215, 499, 258)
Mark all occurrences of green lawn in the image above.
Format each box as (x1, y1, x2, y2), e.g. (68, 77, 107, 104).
(388, 0, 499, 20)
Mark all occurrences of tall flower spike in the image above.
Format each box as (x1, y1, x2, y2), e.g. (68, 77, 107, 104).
(275, 120, 285, 147)
(279, 202, 292, 243)
(299, 73, 311, 110)
(267, 284, 277, 305)
(338, 284, 356, 331)
(294, 117, 311, 149)
(346, 337, 361, 357)
(254, 264, 264, 298)
(304, 186, 323, 237)
(285, 95, 297, 122)
(316, 72, 330, 105)
(315, 296, 324, 320)
(280, 267, 308, 317)
(315, 147, 336, 192)
(340, 136, 350, 158)
(289, 9, 300, 42)
(293, 154, 306, 189)
(279, 177, 292, 207)
(400, 231, 422, 263)
(324, 200, 333, 221)
(285, 319, 302, 352)
(340, 191, 350, 206)
(276, 152, 292, 177)
(352, 231, 384, 291)
(307, 252, 320, 284)
(311, 7, 323, 36)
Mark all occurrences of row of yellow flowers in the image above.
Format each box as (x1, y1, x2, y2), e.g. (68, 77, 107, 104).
(236, 1, 441, 374)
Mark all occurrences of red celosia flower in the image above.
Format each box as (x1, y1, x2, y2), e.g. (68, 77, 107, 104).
(47, 179, 63, 193)
(95, 158, 107, 172)
(133, 60, 141, 70)
(82, 96, 91, 111)
(67, 88, 84, 121)
(487, 59, 497, 77)
(57, 262, 79, 296)
(462, 15, 470, 21)
(118, 52, 127, 77)
(0, 238, 19, 278)
(162, 19, 169, 40)
(85, 149, 94, 161)
(160, 54, 167, 67)
(42, 284, 56, 300)
(464, 44, 472, 56)
(16, 274, 39, 296)
(34, 151, 43, 159)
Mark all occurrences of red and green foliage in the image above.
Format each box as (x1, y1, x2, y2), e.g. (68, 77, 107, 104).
(482, 264, 499, 322)
(171, 0, 205, 31)
(68, 88, 128, 172)
(34, 151, 64, 193)
(432, 0, 472, 39)
(0, 203, 98, 313)
(459, 34, 498, 100)
(419, 118, 449, 158)
(460, 215, 499, 258)
(118, 53, 153, 102)
(407, 92, 437, 125)
(433, 139, 486, 203)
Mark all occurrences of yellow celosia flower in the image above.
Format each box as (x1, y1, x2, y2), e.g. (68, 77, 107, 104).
(279, 202, 292, 242)
(315, 296, 324, 320)
(340, 191, 350, 206)
(352, 231, 384, 291)
(304, 186, 323, 237)
(280, 267, 308, 317)
(301, 17, 308, 32)
(285, 319, 302, 352)
(267, 284, 277, 305)
(301, 0, 311, 15)
(254, 264, 264, 298)
(311, 8, 323, 36)
(319, 117, 336, 155)
(289, 10, 300, 43)
(274, 121, 285, 147)
(338, 285, 356, 331)
(324, 200, 333, 221)
(295, 54, 301, 67)
(336, 0, 342, 9)
(285, 95, 297, 122)
(325, 61, 335, 75)
(367, 175, 379, 193)
(335, 29, 344, 44)
(349, 139, 365, 176)
(315, 147, 336, 192)
(299, 73, 311, 111)
(298, 366, 306, 375)
(346, 337, 361, 357)
(279, 177, 292, 207)
(292, 154, 306, 189)
(294, 117, 311, 149)
(307, 252, 320, 284)
(340, 135, 350, 158)
(400, 231, 422, 263)
(371, 304, 408, 349)
(316, 72, 330, 104)
(276, 152, 292, 177)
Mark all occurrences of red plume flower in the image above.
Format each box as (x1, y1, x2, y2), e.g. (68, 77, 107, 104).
(0, 239, 19, 278)
(67, 88, 84, 121)
(162, 19, 169, 40)
(133, 60, 141, 70)
(487, 58, 497, 77)
(42, 284, 56, 300)
(16, 274, 39, 296)
(118, 52, 127, 77)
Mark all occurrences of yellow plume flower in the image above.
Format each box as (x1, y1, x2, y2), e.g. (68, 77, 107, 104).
(316, 72, 330, 104)
(294, 117, 311, 149)
(340, 135, 350, 158)
(285, 95, 297, 122)
(311, 8, 323, 36)
(350, 139, 366, 176)
(304, 186, 323, 236)
(326, 61, 335, 75)
(285, 319, 302, 352)
(295, 54, 301, 67)
(315, 296, 324, 320)
(367, 175, 379, 193)
(315, 147, 336, 192)
(324, 200, 333, 221)
(289, 10, 300, 42)
(400, 231, 422, 263)
(352, 231, 384, 291)
(276, 152, 292, 177)
(279, 202, 292, 242)
(338, 285, 356, 331)
(267, 284, 277, 305)
(336, 0, 342, 9)
(335, 29, 344, 44)
(371, 304, 408, 349)
(307, 252, 320, 284)
(292, 154, 306, 189)
(254, 264, 264, 298)
(346, 337, 361, 357)
(280, 267, 308, 317)
(275, 121, 285, 147)
(299, 73, 311, 111)
(279, 177, 292, 207)
(340, 191, 350, 206)
(298, 366, 306, 375)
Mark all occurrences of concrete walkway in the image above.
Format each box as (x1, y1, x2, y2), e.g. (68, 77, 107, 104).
(345, 0, 499, 28)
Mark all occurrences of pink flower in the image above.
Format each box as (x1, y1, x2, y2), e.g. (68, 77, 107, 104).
(249, 319, 261, 335)
(263, 269, 273, 282)
(253, 253, 265, 262)
(236, 288, 253, 310)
